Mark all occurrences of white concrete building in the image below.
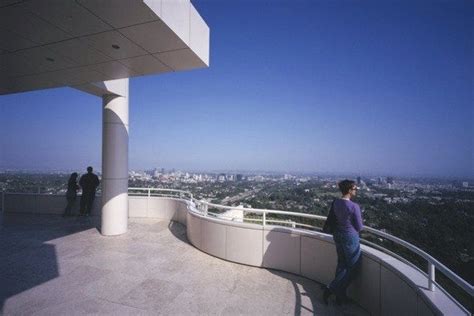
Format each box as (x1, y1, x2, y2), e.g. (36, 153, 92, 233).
(0, 0, 209, 236)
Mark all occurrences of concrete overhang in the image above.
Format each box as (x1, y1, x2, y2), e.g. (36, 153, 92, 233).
(0, 0, 210, 96)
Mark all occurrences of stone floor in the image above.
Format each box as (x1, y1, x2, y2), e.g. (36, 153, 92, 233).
(0, 214, 368, 315)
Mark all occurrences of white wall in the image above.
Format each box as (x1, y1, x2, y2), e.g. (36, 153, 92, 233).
(128, 195, 187, 225)
(185, 207, 469, 316)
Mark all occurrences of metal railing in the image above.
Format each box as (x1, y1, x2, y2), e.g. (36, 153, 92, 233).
(1, 189, 4, 213)
(128, 187, 193, 200)
(127, 188, 473, 302)
(4, 186, 46, 194)
(362, 226, 472, 296)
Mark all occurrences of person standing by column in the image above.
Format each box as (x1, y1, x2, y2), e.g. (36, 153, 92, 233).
(63, 172, 79, 217)
(79, 166, 100, 216)
(323, 179, 363, 305)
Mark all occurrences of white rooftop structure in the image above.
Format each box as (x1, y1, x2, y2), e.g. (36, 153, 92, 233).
(0, 0, 210, 236)
(0, 0, 209, 95)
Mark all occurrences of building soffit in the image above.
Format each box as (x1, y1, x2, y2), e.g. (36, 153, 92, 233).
(0, 0, 210, 96)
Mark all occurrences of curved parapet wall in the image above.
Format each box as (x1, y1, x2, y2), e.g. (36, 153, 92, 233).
(128, 195, 188, 225)
(185, 205, 469, 316)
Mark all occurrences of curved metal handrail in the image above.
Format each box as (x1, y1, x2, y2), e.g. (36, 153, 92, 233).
(195, 199, 327, 221)
(128, 187, 473, 299)
(128, 187, 193, 200)
(363, 226, 473, 296)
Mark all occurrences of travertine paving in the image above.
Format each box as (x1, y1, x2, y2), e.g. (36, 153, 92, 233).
(0, 214, 368, 315)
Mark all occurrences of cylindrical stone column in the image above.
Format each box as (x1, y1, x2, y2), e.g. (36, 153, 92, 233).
(101, 79, 129, 236)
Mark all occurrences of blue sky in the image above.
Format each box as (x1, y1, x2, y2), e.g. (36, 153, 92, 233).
(0, 0, 472, 178)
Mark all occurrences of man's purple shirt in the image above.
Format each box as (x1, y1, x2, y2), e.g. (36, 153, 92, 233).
(331, 198, 363, 234)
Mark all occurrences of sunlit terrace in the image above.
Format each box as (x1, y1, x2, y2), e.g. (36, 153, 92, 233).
(1, 213, 365, 315)
(1, 189, 472, 315)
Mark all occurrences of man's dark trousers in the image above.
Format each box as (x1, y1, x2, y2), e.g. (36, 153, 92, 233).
(80, 191, 95, 215)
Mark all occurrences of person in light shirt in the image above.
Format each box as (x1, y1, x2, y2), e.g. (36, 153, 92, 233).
(323, 179, 363, 305)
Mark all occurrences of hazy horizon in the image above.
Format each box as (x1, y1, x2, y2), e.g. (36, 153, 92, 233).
(1, 0, 473, 179)
(1, 166, 472, 181)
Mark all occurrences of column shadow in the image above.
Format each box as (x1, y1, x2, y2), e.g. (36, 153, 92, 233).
(0, 213, 96, 312)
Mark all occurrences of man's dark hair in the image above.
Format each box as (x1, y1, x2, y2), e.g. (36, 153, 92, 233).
(87, 166, 93, 173)
(338, 179, 356, 195)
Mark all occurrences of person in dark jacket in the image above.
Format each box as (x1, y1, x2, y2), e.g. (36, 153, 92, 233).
(63, 172, 79, 217)
(79, 166, 100, 216)
(323, 179, 363, 305)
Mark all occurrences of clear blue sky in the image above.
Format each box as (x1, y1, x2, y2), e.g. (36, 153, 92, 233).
(0, 0, 472, 178)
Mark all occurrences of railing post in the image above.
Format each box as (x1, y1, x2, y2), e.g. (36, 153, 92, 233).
(428, 262, 436, 291)
(1, 189, 4, 213)
(147, 188, 151, 216)
(263, 211, 266, 227)
(204, 203, 208, 216)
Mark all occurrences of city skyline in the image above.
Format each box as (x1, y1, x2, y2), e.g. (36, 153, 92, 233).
(1, 166, 472, 182)
(1, 0, 473, 178)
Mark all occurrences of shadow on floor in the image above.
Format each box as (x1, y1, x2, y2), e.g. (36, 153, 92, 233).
(269, 269, 323, 315)
(0, 213, 98, 312)
(263, 230, 322, 315)
(167, 220, 327, 315)
(167, 221, 188, 243)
